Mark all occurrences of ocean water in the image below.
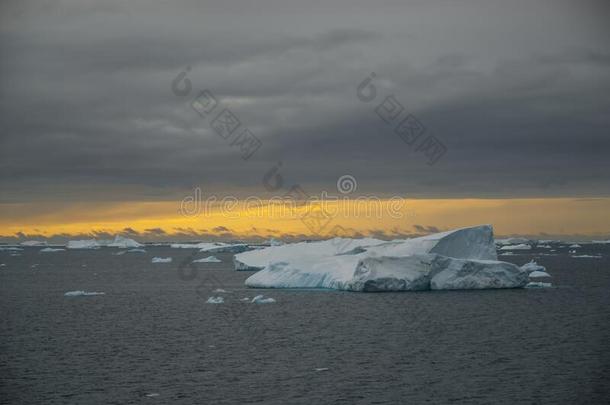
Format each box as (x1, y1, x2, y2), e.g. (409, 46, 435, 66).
(1, 245, 609, 404)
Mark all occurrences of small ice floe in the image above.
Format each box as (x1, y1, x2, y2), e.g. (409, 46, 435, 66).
(193, 256, 221, 263)
(251, 295, 276, 304)
(0, 263, 6, 267)
(151, 257, 172, 263)
(537, 244, 552, 249)
(499, 244, 531, 251)
(213, 288, 229, 293)
(31, 264, 39, 268)
(525, 282, 552, 288)
(314, 368, 329, 372)
(113, 251, 127, 256)
(64, 290, 105, 297)
(572, 254, 602, 259)
(39, 248, 65, 253)
(569, 250, 576, 254)
(569, 244, 581, 248)
(521, 261, 551, 279)
(206, 296, 224, 304)
(145, 393, 160, 398)
(0, 247, 23, 251)
(240, 297, 250, 301)
(128, 248, 147, 253)
(67, 239, 100, 249)
(499, 252, 514, 256)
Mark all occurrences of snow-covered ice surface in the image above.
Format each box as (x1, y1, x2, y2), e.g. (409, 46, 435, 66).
(241, 225, 533, 292)
(193, 256, 222, 263)
(151, 257, 172, 263)
(64, 291, 105, 297)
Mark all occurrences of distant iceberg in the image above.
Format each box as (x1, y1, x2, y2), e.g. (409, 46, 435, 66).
(0, 247, 23, 251)
(67, 239, 100, 249)
(20, 240, 48, 247)
(107, 235, 143, 248)
(495, 237, 531, 246)
(39, 247, 65, 253)
(170, 242, 250, 253)
(64, 290, 105, 297)
(572, 254, 602, 259)
(193, 256, 221, 263)
(151, 257, 172, 263)
(568, 244, 581, 248)
(240, 225, 532, 292)
(127, 248, 147, 253)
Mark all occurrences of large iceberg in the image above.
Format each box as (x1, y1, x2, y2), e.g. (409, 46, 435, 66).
(239, 225, 534, 292)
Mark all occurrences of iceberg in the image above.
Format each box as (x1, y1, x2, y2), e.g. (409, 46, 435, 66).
(151, 257, 172, 263)
(39, 248, 65, 253)
(525, 282, 552, 288)
(572, 254, 602, 259)
(64, 290, 105, 297)
(107, 235, 143, 248)
(20, 240, 48, 247)
(529, 270, 551, 278)
(193, 256, 221, 263)
(496, 237, 530, 245)
(569, 244, 581, 248)
(67, 239, 100, 249)
(241, 225, 531, 292)
(170, 242, 250, 253)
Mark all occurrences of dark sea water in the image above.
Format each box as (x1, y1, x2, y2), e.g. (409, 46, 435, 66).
(1, 244, 610, 404)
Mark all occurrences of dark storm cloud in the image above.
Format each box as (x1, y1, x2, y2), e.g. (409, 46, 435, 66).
(1, 0, 609, 203)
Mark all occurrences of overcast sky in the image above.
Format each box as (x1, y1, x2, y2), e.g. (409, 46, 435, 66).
(1, 0, 609, 204)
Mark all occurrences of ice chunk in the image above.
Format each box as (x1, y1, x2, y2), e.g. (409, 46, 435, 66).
(213, 288, 228, 293)
(251, 295, 276, 304)
(107, 235, 143, 248)
(127, 248, 146, 253)
(151, 257, 172, 263)
(520, 260, 545, 273)
(525, 282, 552, 288)
(206, 296, 224, 304)
(569, 244, 581, 248)
(243, 225, 531, 291)
(67, 239, 100, 249)
(499, 244, 531, 251)
(193, 256, 221, 263)
(39, 247, 65, 253)
(64, 290, 105, 297)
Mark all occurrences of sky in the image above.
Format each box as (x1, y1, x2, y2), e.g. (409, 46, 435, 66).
(1, 0, 609, 241)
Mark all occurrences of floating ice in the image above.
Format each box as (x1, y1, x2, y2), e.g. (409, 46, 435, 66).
(537, 244, 552, 249)
(107, 236, 143, 248)
(499, 244, 531, 251)
(251, 295, 276, 304)
(127, 248, 147, 253)
(0, 247, 23, 251)
(39, 247, 65, 253)
(496, 237, 531, 246)
(206, 296, 224, 304)
(64, 290, 105, 297)
(525, 282, 553, 288)
(67, 239, 100, 249)
(241, 225, 530, 291)
(151, 257, 172, 263)
(193, 256, 222, 263)
(170, 242, 250, 253)
(529, 270, 552, 278)
(20, 240, 48, 247)
(213, 288, 228, 293)
(569, 244, 581, 248)
(572, 254, 602, 259)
